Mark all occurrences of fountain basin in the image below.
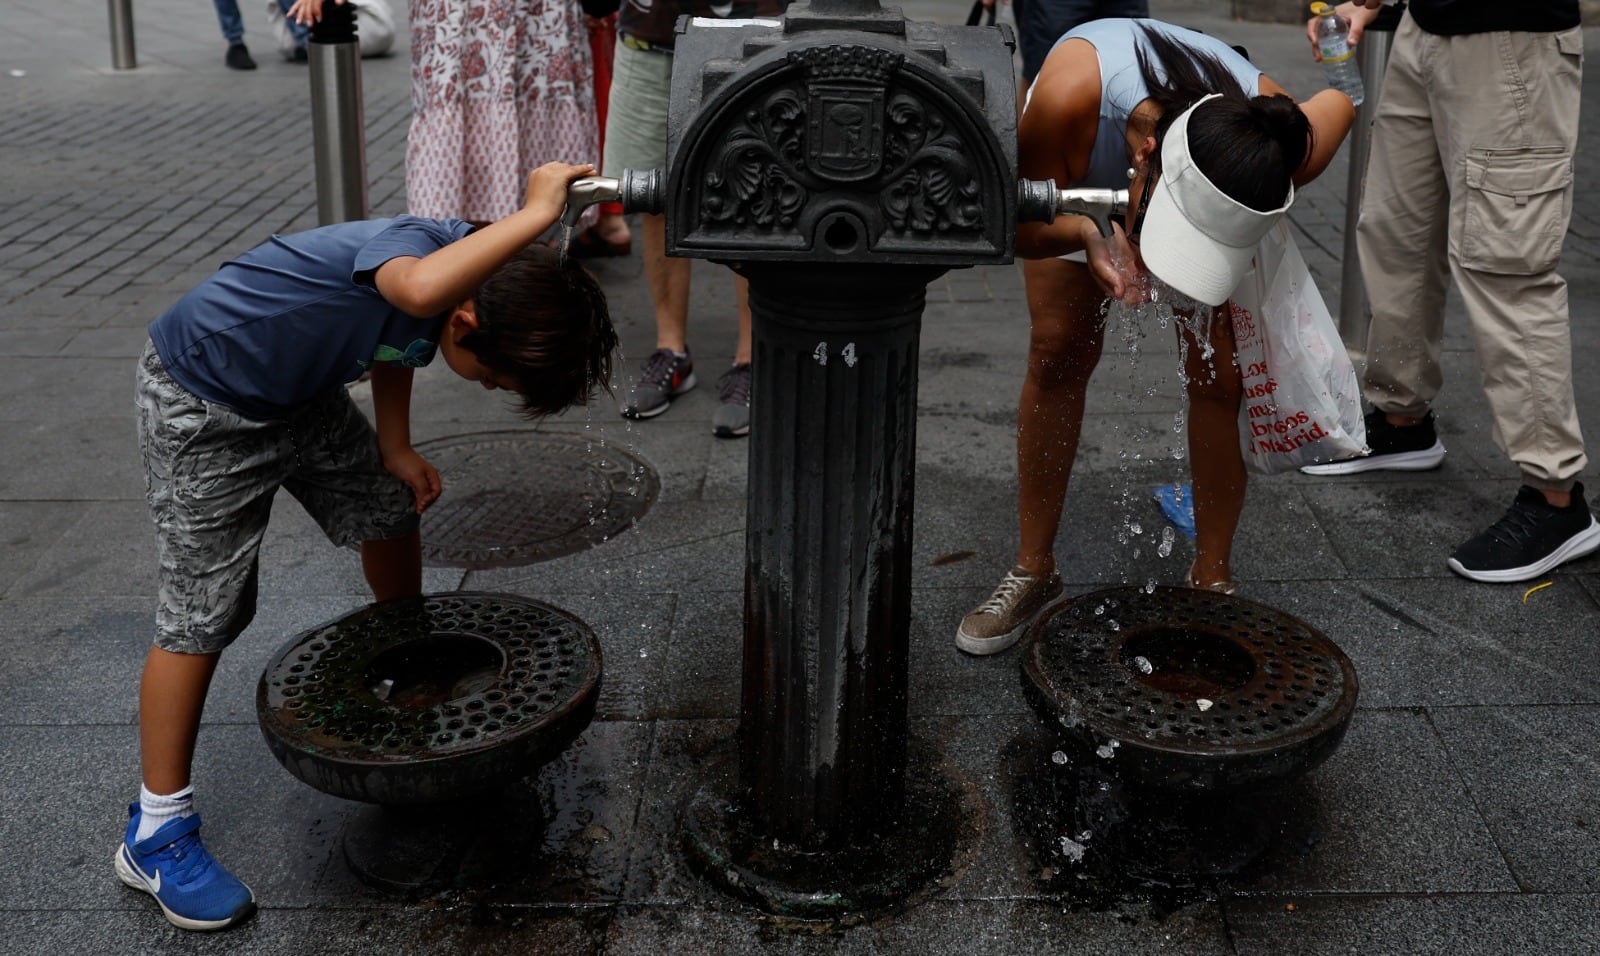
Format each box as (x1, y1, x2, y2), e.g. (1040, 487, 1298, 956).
(257, 591, 601, 805)
(1021, 586, 1358, 793)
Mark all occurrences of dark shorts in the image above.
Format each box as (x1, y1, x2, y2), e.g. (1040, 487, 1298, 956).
(136, 341, 418, 654)
(1017, 0, 1150, 82)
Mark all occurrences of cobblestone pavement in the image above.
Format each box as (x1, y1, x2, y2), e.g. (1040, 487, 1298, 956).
(2, 1, 1598, 954)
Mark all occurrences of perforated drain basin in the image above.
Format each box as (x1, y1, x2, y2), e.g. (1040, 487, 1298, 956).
(257, 592, 601, 804)
(1021, 586, 1357, 792)
(414, 431, 659, 569)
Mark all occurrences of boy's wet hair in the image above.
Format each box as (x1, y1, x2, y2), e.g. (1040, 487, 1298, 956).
(463, 245, 618, 417)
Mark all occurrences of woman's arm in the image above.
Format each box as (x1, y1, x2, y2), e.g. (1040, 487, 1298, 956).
(1259, 76, 1357, 187)
(1016, 39, 1104, 260)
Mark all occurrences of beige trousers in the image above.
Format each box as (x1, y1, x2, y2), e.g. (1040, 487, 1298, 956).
(1357, 16, 1587, 490)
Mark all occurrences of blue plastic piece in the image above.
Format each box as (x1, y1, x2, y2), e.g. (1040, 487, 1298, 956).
(1153, 483, 1197, 540)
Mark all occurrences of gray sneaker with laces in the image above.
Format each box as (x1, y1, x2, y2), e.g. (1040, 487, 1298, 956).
(622, 347, 696, 420)
(956, 565, 1064, 655)
(712, 362, 752, 438)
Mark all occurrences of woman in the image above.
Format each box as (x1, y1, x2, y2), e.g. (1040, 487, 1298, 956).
(293, 0, 600, 226)
(955, 19, 1355, 656)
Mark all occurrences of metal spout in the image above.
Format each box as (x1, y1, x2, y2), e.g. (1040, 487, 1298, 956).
(1055, 188, 1129, 238)
(1015, 180, 1129, 238)
(562, 170, 663, 227)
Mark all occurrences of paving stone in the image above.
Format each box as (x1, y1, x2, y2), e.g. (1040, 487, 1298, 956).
(1428, 705, 1600, 893)
(1226, 894, 1600, 956)
(1221, 709, 1518, 895)
(7, 1, 1600, 952)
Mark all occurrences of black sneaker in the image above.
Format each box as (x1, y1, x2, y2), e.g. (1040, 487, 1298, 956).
(1301, 409, 1446, 475)
(1447, 483, 1600, 583)
(225, 43, 257, 71)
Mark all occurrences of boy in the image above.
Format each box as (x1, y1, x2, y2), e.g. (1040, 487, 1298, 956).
(116, 161, 615, 931)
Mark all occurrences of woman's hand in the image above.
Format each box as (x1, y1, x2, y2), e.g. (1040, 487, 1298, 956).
(1083, 218, 1144, 305)
(382, 446, 442, 514)
(289, 0, 346, 27)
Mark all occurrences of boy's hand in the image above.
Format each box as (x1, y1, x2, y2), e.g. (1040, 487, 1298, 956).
(524, 162, 598, 225)
(382, 447, 442, 514)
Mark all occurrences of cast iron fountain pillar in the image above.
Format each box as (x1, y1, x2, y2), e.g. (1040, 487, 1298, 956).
(639, 0, 1036, 915)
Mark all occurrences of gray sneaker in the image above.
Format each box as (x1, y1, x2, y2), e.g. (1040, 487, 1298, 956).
(622, 348, 696, 420)
(712, 362, 752, 438)
(956, 566, 1064, 656)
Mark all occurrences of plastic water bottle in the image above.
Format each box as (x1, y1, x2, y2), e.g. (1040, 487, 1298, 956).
(1310, 2, 1365, 106)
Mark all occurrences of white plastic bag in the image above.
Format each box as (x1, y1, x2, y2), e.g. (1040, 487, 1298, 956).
(266, 0, 395, 60)
(1229, 221, 1366, 475)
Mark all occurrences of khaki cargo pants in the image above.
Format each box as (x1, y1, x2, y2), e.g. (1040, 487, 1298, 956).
(1357, 15, 1586, 490)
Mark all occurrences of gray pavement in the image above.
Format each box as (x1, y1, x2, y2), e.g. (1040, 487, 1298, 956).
(3, 1, 1598, 953)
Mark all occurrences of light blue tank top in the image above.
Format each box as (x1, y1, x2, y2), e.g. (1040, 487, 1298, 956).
(1049, 19, 1263, 188)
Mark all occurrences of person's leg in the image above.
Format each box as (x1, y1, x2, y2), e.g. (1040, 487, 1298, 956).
(1014, 257, 1107, 578)
(1439, 26, 1585, 496)
(211, 0, 244, 44)
(125, 345, 271, 930)
(361, 530, 423, 600)
(589, 13, 631, 249)
(1357, 17, 1451, 422)
(644, 213, 692, 351)
(733, 276, 753, 365)
(213, 0, 256, 69)
(138, 649, 220, 795)
(956, 257, 1104, 655)
(1429, 27, 1597, 580)
(283, 387, 425, 599)
(604, 42, 696, 416)
(1180, 306, 1246, 590)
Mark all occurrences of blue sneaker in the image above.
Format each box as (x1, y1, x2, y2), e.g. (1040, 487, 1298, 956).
(114, 806, 256, 931)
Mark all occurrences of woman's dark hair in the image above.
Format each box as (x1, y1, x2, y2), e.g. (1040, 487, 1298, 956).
(1134, 24, 1312, 212)
(463, 244, 618, 418)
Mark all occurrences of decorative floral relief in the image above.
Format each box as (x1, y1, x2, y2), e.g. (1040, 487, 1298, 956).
(692, 56, 987, 239)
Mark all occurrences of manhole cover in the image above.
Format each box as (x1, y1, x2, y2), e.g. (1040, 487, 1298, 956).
(414, 431, 658, 569)
(257, 591, 601, 804)
(1021, 586, 1358, 791)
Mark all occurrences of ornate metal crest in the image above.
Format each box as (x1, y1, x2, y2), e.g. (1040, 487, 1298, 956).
(798, 46, 898, 182)
(689, 42, 994, 250)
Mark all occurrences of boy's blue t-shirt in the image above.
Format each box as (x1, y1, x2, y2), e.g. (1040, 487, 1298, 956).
(149, 215, 474, 421)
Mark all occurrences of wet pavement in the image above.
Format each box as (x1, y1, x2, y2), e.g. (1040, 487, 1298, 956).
(3, 1, 1599, 953)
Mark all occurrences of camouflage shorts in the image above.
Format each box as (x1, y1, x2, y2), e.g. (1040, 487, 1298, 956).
(136, 341, 419, 654)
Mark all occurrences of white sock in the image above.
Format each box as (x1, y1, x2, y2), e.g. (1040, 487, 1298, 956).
(135, 784, 194, 843)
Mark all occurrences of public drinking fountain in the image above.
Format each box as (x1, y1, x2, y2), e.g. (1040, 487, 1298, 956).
(558, 0, 1127, 918)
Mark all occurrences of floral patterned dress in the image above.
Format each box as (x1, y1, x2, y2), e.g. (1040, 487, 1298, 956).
(407, 0, 598, 222)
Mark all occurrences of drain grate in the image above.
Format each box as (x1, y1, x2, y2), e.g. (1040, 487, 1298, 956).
(257, 592, 601, 804)
(1022, 586, 1358, 790)
(414, 431, 658, 569)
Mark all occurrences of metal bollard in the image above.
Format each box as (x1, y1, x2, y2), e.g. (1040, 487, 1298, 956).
(308, 1, 368, 224)
(107, 0, 136, 70)
(1337, 4, 1403, 359)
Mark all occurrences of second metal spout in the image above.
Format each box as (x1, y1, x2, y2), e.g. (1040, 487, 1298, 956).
(1055, 187, 1129, 238)
(1016, 179, 1130, 238)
